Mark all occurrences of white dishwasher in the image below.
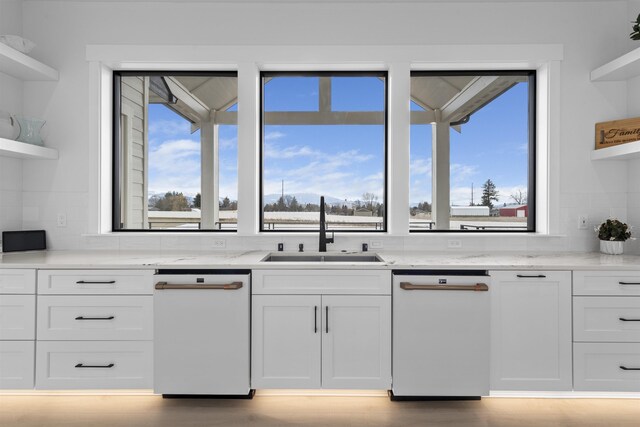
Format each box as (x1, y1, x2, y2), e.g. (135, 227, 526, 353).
(392, 270, 490, 399)
(153, 270, 251, 397)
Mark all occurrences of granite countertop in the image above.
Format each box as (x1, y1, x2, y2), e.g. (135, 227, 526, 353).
(0, 250, 639, 270)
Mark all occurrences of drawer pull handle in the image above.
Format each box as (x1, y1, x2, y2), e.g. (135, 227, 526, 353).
(75, 363, 115, 369)
(619, 317, 640, 322)
(75, 316, 115, 321)
(516, 274, 546, 278)
(619, 282, 640, 285)
(76, 280, 116, 284)
(314, 306, 318, 334)
(155, 281, 243, 290)
(619, 366, 640, 371)
(400, 282, 489, 291)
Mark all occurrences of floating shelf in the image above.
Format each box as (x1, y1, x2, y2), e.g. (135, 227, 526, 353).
(0, 137, 58, 160)
(591, 46, 640, 82)
(591, 140, 640, 161)
(0, 42, 58, 81)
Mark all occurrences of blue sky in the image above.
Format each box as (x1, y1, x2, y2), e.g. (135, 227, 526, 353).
(263, 76, 385, 203)
(411, 82, 529, 206)
(147, 103, 238, 200)
(145, 75, 529, 207)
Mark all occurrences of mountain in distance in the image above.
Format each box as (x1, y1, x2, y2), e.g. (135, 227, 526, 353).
(263, 193, 351, 206)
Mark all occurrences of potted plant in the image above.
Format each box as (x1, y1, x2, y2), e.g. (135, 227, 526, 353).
(595, 219, 633, 255)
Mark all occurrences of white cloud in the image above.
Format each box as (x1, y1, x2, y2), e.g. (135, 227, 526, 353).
(410, 158, 432, 176)
(148, 139, 201, 195)
(265, 130, 286, 141)
(264, 148, 380, 201)
(265, 143, 322, 159)
(450, 163, 478, 185)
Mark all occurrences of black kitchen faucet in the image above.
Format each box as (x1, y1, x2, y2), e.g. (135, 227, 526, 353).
(319, 196, 334, 252)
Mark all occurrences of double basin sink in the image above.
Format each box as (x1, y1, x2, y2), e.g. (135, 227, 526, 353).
(261, 253, 384, 263)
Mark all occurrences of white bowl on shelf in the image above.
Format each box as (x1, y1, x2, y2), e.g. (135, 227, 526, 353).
(0, 35, 36, 54)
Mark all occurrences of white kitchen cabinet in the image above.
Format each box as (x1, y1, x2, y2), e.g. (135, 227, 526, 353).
(37, 295, 153, 341)
(251, 293, 391, 390)
(574, 343, 640, 392)
(321, 295, 391, 389)
(252, 295, 322, 389)
(34, 269, 154, 390)
(0, 269, 36, 294)
(572, 270, 640, 392)
(37, 270, 154, 295)
(489, 271, 572, 391)
(0, 270, 36, 389)
(0, 341, 35, 389)
(36, 341, 153, 390)
(0, 294, 36, 340)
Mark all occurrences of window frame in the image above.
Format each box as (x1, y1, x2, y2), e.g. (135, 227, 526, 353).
(258, 70, 389, 233)
(408, 69, 537, 233)
(112, 70, 239, 233)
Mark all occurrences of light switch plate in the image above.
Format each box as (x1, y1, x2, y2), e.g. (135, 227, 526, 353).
(578, 215, 588, 230)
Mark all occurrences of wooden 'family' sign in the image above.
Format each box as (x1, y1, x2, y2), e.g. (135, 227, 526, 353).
(595, 117, 640, 149)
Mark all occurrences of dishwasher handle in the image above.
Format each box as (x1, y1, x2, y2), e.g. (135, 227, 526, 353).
(400, 282, 489, 292)
(155, 281, 243, 290)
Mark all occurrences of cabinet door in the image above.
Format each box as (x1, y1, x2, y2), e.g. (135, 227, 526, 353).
(0, 341, 34, 389)
(489, 271, 572, 391)
(0, 295, 35, 340)
(321, 295, 391, 389)
(251, 295, 321, 389)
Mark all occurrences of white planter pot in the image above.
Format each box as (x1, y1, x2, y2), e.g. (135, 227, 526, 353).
(600, 240, 624, 255)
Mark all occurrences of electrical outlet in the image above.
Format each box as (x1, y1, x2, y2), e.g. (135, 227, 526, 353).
(56, 213, 67, 227)
(447, 239, 462, 249)
(370, 240, 383, 249)
(212, 239, 226, 249)
(578, 215, 588, 230)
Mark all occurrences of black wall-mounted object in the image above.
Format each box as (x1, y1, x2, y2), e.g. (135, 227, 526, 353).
(1, 230, 46, 253)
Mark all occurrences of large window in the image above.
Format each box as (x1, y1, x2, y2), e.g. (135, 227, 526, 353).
(409, 71, 535, 232)
(260, 72, 387, 232)
(113, 71, 238, 231)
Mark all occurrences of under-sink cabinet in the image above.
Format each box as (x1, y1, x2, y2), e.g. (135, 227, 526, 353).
(489, 271, 573, 391)
(251, 270, 391, 390)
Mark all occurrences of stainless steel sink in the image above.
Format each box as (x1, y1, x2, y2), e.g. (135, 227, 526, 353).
(261, 253, 383, 263)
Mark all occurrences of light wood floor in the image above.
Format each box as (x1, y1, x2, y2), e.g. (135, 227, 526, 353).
(1, 395, 639, 427)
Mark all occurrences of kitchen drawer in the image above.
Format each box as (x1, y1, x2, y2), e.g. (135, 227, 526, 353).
(574, 343, 640, 392)
(252, 269, 391, 295)
(0, 341, 35, 389)
(36, 341, 153, 389)
(0, 295, 36, 340)
(38, 270, 154, 295)
(0, 269, 36, 294)
(37, 296, 153, 341)
(574, 297, 640, 343)
(574, 271, 640, 296)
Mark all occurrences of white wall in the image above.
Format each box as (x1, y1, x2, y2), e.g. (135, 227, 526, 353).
(0, 0, 24, 235)
(17, 0, 633, 252)
(625, 0, 640, 254)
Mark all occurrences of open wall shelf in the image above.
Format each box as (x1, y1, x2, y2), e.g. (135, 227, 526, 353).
(0, 43, 58, 81)
(591, 140, 640, 161)
(591, 46, 640, 82)
(0, 137, 58, 160)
